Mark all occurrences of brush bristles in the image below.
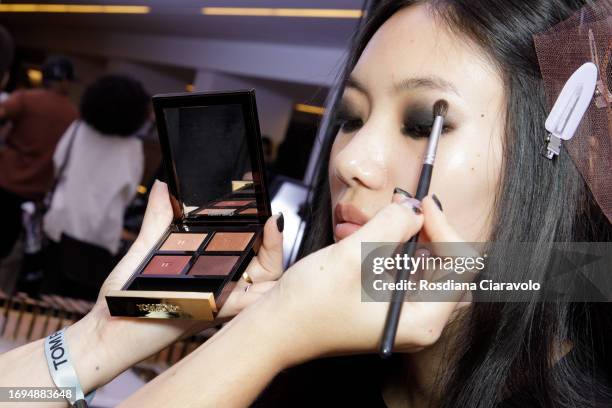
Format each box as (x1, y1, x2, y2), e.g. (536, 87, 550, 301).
(433, 99, 448, 119)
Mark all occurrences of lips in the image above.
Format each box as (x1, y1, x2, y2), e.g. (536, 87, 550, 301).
(334, 202, 370, 240)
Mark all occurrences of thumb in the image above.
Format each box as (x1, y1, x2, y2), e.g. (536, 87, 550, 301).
(134, 180, 174, 250)
(420, 195, 478, 258)
(420, 194, 479, 283)
(421, 195, 462, 242)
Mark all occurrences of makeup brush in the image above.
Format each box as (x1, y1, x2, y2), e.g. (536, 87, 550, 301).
(380, 99, 448, 358)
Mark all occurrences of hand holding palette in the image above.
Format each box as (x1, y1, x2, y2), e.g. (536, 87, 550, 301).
(106, 90, 271, 320)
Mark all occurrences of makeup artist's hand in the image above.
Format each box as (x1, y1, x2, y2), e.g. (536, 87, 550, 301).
(64, 180, 281, 393)
(259, 193, 473, 366)
(118, 194, 473, 408)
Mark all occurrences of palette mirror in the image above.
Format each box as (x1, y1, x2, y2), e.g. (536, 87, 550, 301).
(161, 96, 268, 221)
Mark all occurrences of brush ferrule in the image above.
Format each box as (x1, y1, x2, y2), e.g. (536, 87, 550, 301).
(423, 115, 444, 164)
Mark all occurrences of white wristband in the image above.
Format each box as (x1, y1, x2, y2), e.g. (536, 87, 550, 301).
(44, 328, 95, 406)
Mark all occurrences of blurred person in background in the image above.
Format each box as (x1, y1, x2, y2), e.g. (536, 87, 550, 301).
(0, 56, 77, 259)
(0, 25, 14, 103)
(0, 26, 14, 146)
(40, 74, 148, 300)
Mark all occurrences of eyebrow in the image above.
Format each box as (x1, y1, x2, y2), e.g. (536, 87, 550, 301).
(345, 75, 460, 97)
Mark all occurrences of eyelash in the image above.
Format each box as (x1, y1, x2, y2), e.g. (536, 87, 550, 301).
(335, 112, 451, 139)
(402, 123, 433, 138)
(335, 113, 364, 133)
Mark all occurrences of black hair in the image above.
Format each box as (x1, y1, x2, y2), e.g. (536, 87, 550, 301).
(298, 0, 612, 407)
(80, 74, 150, 137)
(0, 25, 14, 75)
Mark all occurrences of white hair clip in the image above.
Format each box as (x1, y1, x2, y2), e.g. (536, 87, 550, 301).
(543, 62, 598, 159)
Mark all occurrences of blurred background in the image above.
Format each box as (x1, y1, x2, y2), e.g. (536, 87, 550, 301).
(0, 1, 372, 405)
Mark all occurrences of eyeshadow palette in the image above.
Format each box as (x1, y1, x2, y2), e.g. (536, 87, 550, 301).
(106, 90, 271, 320)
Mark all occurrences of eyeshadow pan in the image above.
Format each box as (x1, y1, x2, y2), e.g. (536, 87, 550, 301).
(206, 232, 254, 252)
(142, 255, 191, 275)
(189, 255, 239, 277)
(214, 200, 253, 207)
(197, 208, 236, 216)
(239, 208, 258, 215)
(159, 233, 207, 252)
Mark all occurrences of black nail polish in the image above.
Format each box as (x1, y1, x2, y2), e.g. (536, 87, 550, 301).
(432, 194, 443, 211)
(276, 212, 284, 233)
(393, 187, 413, 199)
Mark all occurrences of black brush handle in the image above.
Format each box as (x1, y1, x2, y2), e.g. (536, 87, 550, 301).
(415, 163, 433, 200)
(379, 235, 418, 357)
(379, 163, 433, 358)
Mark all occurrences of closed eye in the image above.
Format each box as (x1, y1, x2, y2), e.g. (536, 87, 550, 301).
(336, 115, 363, 133)
(334, 102, 364, 133)
(402, 123, 452, 138)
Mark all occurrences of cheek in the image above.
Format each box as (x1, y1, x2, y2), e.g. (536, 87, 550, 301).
(328, 134, 348, 203)
(385, 140, 428, 192)
(431, 128, 503, 241)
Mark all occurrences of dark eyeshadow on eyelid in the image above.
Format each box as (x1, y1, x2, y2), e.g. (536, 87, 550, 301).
(403, 108, 433, 127)
(337, 101, 360, 117)
(403, 103, 455, 132)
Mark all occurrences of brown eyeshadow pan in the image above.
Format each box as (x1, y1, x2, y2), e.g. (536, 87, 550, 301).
(188, 255, 239, 277)
(159, 233, 207, 252)
(239, 208, 258, 215)
(142, 255, 191, 276)
(205, 232, 254, 252)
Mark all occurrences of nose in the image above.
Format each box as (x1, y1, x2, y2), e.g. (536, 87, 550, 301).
(331, 122, 389, 190)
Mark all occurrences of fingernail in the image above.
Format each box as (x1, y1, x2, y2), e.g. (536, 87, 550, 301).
(432, 194, 443, 211)
(397, 196, 422, 215)
(276, 212, 284, 233)
(393, 187, 413, 199)
(73, 400, 88, 408)
(153, 179, 167, 189)
(149, 179, 160, 193)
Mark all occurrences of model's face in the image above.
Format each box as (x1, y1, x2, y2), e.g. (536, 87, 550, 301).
(329, 4, 505, 242)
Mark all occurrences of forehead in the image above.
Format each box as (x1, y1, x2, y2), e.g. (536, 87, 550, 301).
(351, 4, 500, 99)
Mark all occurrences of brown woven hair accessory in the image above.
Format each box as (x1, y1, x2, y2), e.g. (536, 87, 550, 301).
(534, 0, 612, 222)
